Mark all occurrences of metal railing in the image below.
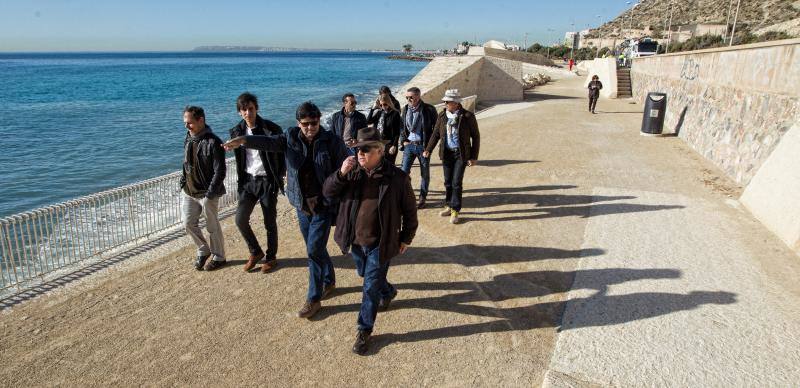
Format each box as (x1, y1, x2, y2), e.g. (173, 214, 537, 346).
(0, 158, 238, 293)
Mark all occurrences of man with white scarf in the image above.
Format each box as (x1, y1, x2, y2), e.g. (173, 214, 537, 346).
(423, 89, 480, 224)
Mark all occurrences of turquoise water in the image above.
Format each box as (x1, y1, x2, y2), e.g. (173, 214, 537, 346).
(0, 52, 426, 217)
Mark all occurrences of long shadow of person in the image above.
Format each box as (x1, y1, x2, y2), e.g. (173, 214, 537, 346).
(326, 267, 735, 355)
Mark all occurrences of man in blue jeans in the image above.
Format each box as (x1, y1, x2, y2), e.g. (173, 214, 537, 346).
(223, 102, 348, 319)
(324, 127, 419, 355)
(399, 87, 438, 209)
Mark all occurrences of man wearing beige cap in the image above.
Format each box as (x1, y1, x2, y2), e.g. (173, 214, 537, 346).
(423, 89, 480, 224)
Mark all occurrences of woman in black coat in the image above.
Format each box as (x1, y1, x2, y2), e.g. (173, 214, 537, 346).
(367, 93, 403, 165)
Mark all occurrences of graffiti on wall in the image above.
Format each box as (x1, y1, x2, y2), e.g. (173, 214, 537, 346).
(680, 57, 700, 80)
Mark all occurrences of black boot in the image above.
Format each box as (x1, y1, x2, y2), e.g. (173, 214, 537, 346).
(352, 329, 371, 355)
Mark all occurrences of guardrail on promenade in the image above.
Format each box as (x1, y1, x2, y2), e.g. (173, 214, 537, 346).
(0, 158, 238, 294)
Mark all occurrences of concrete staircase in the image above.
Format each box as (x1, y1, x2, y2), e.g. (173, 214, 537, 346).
(617, 68, 632, 98)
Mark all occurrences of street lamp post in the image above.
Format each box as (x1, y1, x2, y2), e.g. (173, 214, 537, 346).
(570, 21, 575, 60)
(729, 0, 741, 46)
(625, 1, 632, 37)
(724, 0, 735, 40)
(596, 15, 603, 58)
(666, 1, 674, 53)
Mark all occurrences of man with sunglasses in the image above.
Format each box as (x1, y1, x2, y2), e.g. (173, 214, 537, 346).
(323, 127, 418, 355)
(399, 87, 438, 209)
(223, 102, 348, 319)
(329, 93, 366, 155)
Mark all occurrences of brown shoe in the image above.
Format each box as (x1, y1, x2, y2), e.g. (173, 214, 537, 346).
(243, 252, 265, 272)
(322, 283, 336, 300)
(297, 300, 321, 319)
(260, 259, 278, 273)
(417, 197, 426, 209)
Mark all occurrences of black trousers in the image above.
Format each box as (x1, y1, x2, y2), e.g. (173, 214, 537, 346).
(589, 95, 599, 112)
(384, 144, 398, 165)
(235, 176, 278, 259)
(442, 148, 467, 212)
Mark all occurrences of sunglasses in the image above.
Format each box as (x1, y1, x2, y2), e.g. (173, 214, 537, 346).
(356, 145, 379, 153)
(405, 95, 418, 100)
(299, 120, 319, 127)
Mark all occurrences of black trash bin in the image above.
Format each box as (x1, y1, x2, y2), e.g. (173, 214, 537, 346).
(641, 92, 667, 135)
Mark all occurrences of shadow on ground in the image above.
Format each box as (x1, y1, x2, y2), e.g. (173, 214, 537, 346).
(315, 244, 736, 355)
(426, 184, 684, 223)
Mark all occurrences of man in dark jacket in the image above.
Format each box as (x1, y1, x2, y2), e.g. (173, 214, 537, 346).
(423, 89, 480, 225)
(329, 93, 367, 155)
(180, 106, 227, 271)
(223, 102, 348, 319)
(229, 92, 286, 273)
(323, 127, 418, 355)
(399, 86, 438, 209)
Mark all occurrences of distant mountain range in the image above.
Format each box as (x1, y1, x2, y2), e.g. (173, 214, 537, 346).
(192, 46, 393, 52)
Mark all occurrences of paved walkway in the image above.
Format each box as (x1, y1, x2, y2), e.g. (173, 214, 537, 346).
(2, 77, 799, 387)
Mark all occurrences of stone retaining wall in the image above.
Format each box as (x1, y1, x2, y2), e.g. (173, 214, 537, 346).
(484, 47, 555, 67)
(402, 54, 523, 107)
(630, 39, 800, 185)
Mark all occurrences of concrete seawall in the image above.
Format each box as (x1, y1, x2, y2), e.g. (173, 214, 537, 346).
(401, 51, 525, 106)
(630, 39, 800, 254)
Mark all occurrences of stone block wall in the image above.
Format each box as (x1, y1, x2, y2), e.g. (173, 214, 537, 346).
(478, 56, 524, 102)
(404, 56, 482, 105)
(484, 47, 555, 66)
(631, 39, 800, 185)
(402, 54, 524, 106)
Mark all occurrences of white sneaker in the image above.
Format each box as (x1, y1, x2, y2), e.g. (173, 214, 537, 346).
(439, 206, 451, 217)
(450, 210, 460, 224)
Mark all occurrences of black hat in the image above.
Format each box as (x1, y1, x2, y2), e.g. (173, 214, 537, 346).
(351, 126, 390, 147)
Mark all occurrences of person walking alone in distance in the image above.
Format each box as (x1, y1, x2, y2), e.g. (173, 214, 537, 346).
(180, 106, 227, 271)
(588, 75, 603, 114)
(229, 92, 286, 273)
(323, 127, 418, 355)
(423, 89, 480, 225)
(223, 102, 348, 319)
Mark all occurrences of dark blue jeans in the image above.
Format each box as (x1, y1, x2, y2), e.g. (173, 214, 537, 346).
(401, 143, 430, 199)
(296, 208, 335, 302)
(351, 243, 394, 332)
(442, 148, 467, 212)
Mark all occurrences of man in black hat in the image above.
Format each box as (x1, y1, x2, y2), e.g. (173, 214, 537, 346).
(323, 127, 419, 355)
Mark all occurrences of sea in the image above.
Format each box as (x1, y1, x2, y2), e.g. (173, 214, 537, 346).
(0, 51, 427, 218)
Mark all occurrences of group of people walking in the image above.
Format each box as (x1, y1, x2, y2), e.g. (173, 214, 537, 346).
(178, 86, 480, 355)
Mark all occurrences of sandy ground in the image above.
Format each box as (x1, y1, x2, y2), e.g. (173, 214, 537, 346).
(2, 77, 798, 387)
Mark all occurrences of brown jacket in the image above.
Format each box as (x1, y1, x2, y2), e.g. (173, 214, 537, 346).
(323, 158, 418, 264)
(425, 109, 480, 161)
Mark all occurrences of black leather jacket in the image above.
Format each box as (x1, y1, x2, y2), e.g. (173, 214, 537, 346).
(229, 115, 286, 193)
(180, 127, 227, 198)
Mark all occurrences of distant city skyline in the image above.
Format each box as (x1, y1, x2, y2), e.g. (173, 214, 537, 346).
(0, 0, 634, 52)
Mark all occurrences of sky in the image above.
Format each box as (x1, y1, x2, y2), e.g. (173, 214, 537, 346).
(0, 0, 635, 52)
